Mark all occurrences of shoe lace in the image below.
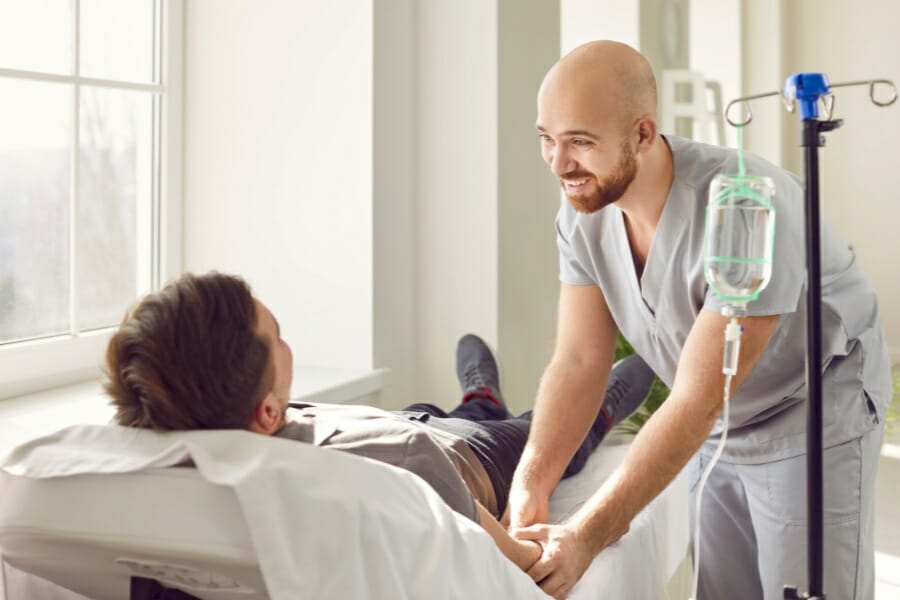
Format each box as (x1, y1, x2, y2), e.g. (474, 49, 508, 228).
(603, 380, 628, 417)
(462, 364, 486, 390)
(606, 380, 625, 409)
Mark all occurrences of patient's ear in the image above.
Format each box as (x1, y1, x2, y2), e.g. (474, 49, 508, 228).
(248, 393, 282, 435)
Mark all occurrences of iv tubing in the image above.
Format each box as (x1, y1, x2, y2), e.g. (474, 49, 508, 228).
(691, 316, 742, 600)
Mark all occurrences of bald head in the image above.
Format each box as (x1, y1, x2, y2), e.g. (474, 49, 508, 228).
(536, 41, 665, 213)
(539, 41, 657, 134)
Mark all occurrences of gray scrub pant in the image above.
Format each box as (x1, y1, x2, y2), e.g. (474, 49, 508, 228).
(690, 422, 884, 600)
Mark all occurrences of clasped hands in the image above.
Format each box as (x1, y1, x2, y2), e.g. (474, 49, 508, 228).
(504, 489, 595, 600)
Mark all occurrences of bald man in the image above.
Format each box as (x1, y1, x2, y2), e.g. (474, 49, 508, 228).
(507, 41, 890, 599)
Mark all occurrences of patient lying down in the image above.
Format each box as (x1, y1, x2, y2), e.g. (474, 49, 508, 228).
(104, 272, 653, 575)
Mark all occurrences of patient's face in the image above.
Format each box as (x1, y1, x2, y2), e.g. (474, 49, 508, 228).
(255, 300, 294, 414)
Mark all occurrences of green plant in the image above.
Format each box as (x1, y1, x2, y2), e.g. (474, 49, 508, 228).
(613, 334, 670, 435)
(612, 347, 900, 436)
(888, 366, 900, 432)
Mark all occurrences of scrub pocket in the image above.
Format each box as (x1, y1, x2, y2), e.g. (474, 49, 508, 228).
(757, 437, 864, 599)
(768, 439, 862, 527)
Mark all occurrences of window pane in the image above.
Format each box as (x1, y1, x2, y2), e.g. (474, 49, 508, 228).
(0, 79, 72, 344)
(80, 0, 156, 83)
(0, 0, 73, 74)
(77, 86, 153, 331)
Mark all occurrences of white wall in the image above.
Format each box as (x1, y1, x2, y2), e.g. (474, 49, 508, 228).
(690, 0, 741, 148)
(561, 0, 639, 53)
(413, 0, 500, 408)
(497, 0, 561, 415)
(373, 0, 417, 407)
(183, 1, 374, 370)
(742, 0, 900, 361)
(409, 1, 562, 413)
(740, 0, 787, 166)
(181, 0, 900, 416)
(182, 1, 561, 411)
(781, 0, 900, 360)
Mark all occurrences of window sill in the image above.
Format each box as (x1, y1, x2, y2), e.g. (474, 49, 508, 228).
(0, 365, 390, 459)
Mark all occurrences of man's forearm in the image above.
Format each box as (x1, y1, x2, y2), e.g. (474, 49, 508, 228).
(569, 312, 780, 554)
(568, 389, 718, 553)
(515, 358, 611, 496)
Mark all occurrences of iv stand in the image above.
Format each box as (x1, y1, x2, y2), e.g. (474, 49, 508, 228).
(724, 74, 896, 600)
(784, 73, 841, 600)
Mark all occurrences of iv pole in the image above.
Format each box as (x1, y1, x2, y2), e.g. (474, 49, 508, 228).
(786, 73, 840, 600)
(724, 74, 896, 600)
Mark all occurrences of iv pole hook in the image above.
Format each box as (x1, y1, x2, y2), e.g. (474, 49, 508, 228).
(724, 78, 897, 128)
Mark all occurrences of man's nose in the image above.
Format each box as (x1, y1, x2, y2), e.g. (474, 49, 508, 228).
(549, 146, 575, 177)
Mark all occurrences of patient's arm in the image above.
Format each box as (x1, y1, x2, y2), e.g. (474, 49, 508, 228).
(476, 502, 541, 571)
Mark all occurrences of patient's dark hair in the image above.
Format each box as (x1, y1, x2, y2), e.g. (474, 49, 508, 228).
(105, 272, 274, 431)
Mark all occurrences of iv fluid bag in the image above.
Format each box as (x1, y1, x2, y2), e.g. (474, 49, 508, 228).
(704, 174, 776, 304)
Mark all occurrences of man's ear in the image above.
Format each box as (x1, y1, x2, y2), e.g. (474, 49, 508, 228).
(634, 116, 657, 152)
(248, 392, 282, 435)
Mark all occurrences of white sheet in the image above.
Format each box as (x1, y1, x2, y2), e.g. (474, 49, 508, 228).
(1, 425, 689, 600)
(551, 435, 691, 599)
(1, 424, 549, 599)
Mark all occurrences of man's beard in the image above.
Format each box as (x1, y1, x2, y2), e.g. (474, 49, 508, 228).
(565, 141, 638, 214)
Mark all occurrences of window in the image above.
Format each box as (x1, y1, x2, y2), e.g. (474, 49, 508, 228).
(0, 0, 182, 399)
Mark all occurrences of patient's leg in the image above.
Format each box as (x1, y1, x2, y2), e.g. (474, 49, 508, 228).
(395, 399, 528, 519)
(561, 354, 655, 478)
(469, 354, 655, 488)
(401, 396, 508, 422)
(405, 355, 654, 517)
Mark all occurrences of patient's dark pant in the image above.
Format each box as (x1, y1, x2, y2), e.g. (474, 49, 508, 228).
(399, 399, 610, 519)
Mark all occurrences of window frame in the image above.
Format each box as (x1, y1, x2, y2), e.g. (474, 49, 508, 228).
(0, 0, 183, 400)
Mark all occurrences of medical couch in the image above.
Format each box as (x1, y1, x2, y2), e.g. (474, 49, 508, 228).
(0, 423, 689, 599)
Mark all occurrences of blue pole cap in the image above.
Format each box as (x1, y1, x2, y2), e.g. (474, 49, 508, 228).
(784, 73, 831, 119)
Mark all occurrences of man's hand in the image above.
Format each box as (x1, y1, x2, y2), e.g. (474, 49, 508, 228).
(507, 484, 550, 529)
(511, 522, 594, 599)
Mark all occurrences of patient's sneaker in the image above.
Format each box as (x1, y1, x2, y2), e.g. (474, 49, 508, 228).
(597, 354, 655, 433)
(456, 334, 507, 412)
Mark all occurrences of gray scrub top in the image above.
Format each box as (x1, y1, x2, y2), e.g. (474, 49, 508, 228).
(556, 135, 891, 463)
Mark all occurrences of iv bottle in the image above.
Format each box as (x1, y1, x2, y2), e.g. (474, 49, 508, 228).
(704, 174, 776, 305)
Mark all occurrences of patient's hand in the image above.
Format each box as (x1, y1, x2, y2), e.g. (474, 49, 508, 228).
(515, 538, 543, 572)
(511, 522, 593, 599)
(476, 502, 544, 572)
(500, 504, 511, 528)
